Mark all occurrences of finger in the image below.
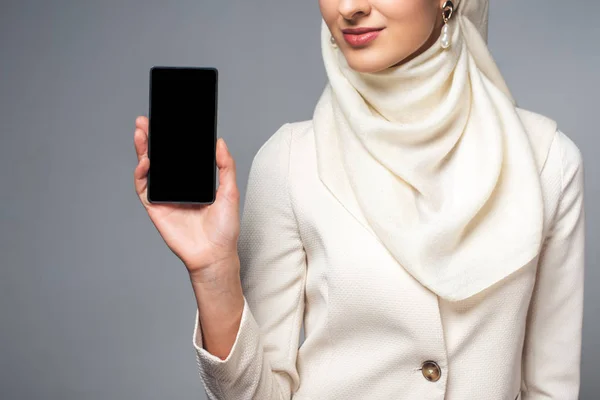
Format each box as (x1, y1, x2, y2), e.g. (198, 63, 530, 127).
(135, 116, 149, 134)
(215, 138, 239, 204)
(134, 128, 148, 162)
(134, 156, 150, 204)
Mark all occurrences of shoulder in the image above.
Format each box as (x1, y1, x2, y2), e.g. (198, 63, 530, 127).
(252, 119, 313, 160)
(248, 119, 314, 180)
(555, 128, 584, 194)
(516, 108, 584, 226)
(515, 107, 583, 177)
(543, 128, 585, 236)
(515, 107, 558, 172)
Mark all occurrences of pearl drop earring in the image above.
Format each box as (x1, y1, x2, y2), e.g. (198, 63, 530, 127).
(330, 35, 338, 48)
(441, 1, 454, 49)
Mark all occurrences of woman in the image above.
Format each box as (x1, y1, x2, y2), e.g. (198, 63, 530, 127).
(133, 0, 585, 399)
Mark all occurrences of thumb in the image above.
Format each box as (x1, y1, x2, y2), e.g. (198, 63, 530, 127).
(215, 138, 239, 203)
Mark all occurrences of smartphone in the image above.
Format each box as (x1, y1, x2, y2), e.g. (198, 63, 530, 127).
(147, 66, 218, 204)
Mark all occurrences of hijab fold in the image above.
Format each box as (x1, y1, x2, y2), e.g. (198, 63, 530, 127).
(312, 0, 555, 301)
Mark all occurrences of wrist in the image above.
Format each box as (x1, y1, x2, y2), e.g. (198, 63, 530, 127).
(188, 256, 240, 287)
(190, 260, 245, 336)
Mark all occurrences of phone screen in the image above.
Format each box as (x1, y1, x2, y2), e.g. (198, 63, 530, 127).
(147, 66, 217, 204)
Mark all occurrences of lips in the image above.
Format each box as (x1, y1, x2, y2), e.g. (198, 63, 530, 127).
(341, 27, 384, 35)
(341, 27, 384, 47)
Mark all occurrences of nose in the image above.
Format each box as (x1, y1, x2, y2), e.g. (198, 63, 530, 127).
(338, 0, 371, 21)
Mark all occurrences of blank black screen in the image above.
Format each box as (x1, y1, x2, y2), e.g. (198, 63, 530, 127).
(148, 67, 217, 203)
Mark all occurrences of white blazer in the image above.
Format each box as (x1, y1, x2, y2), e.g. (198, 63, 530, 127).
(192, 110, 585, 400)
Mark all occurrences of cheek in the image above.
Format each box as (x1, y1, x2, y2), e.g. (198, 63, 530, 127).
(318, 0, 338, 24)
(375, 0, 439, 18)
(376, 0, 439, 45)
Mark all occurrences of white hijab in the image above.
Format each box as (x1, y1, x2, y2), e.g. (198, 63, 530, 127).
(312, 0, 553, 301)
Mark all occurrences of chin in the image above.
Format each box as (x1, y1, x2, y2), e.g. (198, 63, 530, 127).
(342, 48, 406, 73)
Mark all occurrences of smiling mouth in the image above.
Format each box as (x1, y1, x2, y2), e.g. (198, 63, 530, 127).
(341, 26, 385, 34)
(342, 28, 384, 47)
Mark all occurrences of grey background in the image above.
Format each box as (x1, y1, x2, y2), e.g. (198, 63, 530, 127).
(0, 0, 597, 399)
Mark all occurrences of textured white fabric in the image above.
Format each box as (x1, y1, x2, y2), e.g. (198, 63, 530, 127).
(192, 0, 584, 398)
(193, 121, 584, 399)
(313, 0, 556, 301)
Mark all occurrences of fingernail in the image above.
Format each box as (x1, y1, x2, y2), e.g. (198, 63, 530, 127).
(221, 138, 228, 151)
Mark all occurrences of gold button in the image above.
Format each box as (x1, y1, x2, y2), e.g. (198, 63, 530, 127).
(421, 360, 441, 382)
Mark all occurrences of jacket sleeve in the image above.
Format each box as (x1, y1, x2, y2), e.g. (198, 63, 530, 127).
(192, 123, 307, 400)
(521, 130, 586, 400)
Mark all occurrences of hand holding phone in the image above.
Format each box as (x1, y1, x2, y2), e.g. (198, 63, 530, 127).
(132, 67, 241, 278)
